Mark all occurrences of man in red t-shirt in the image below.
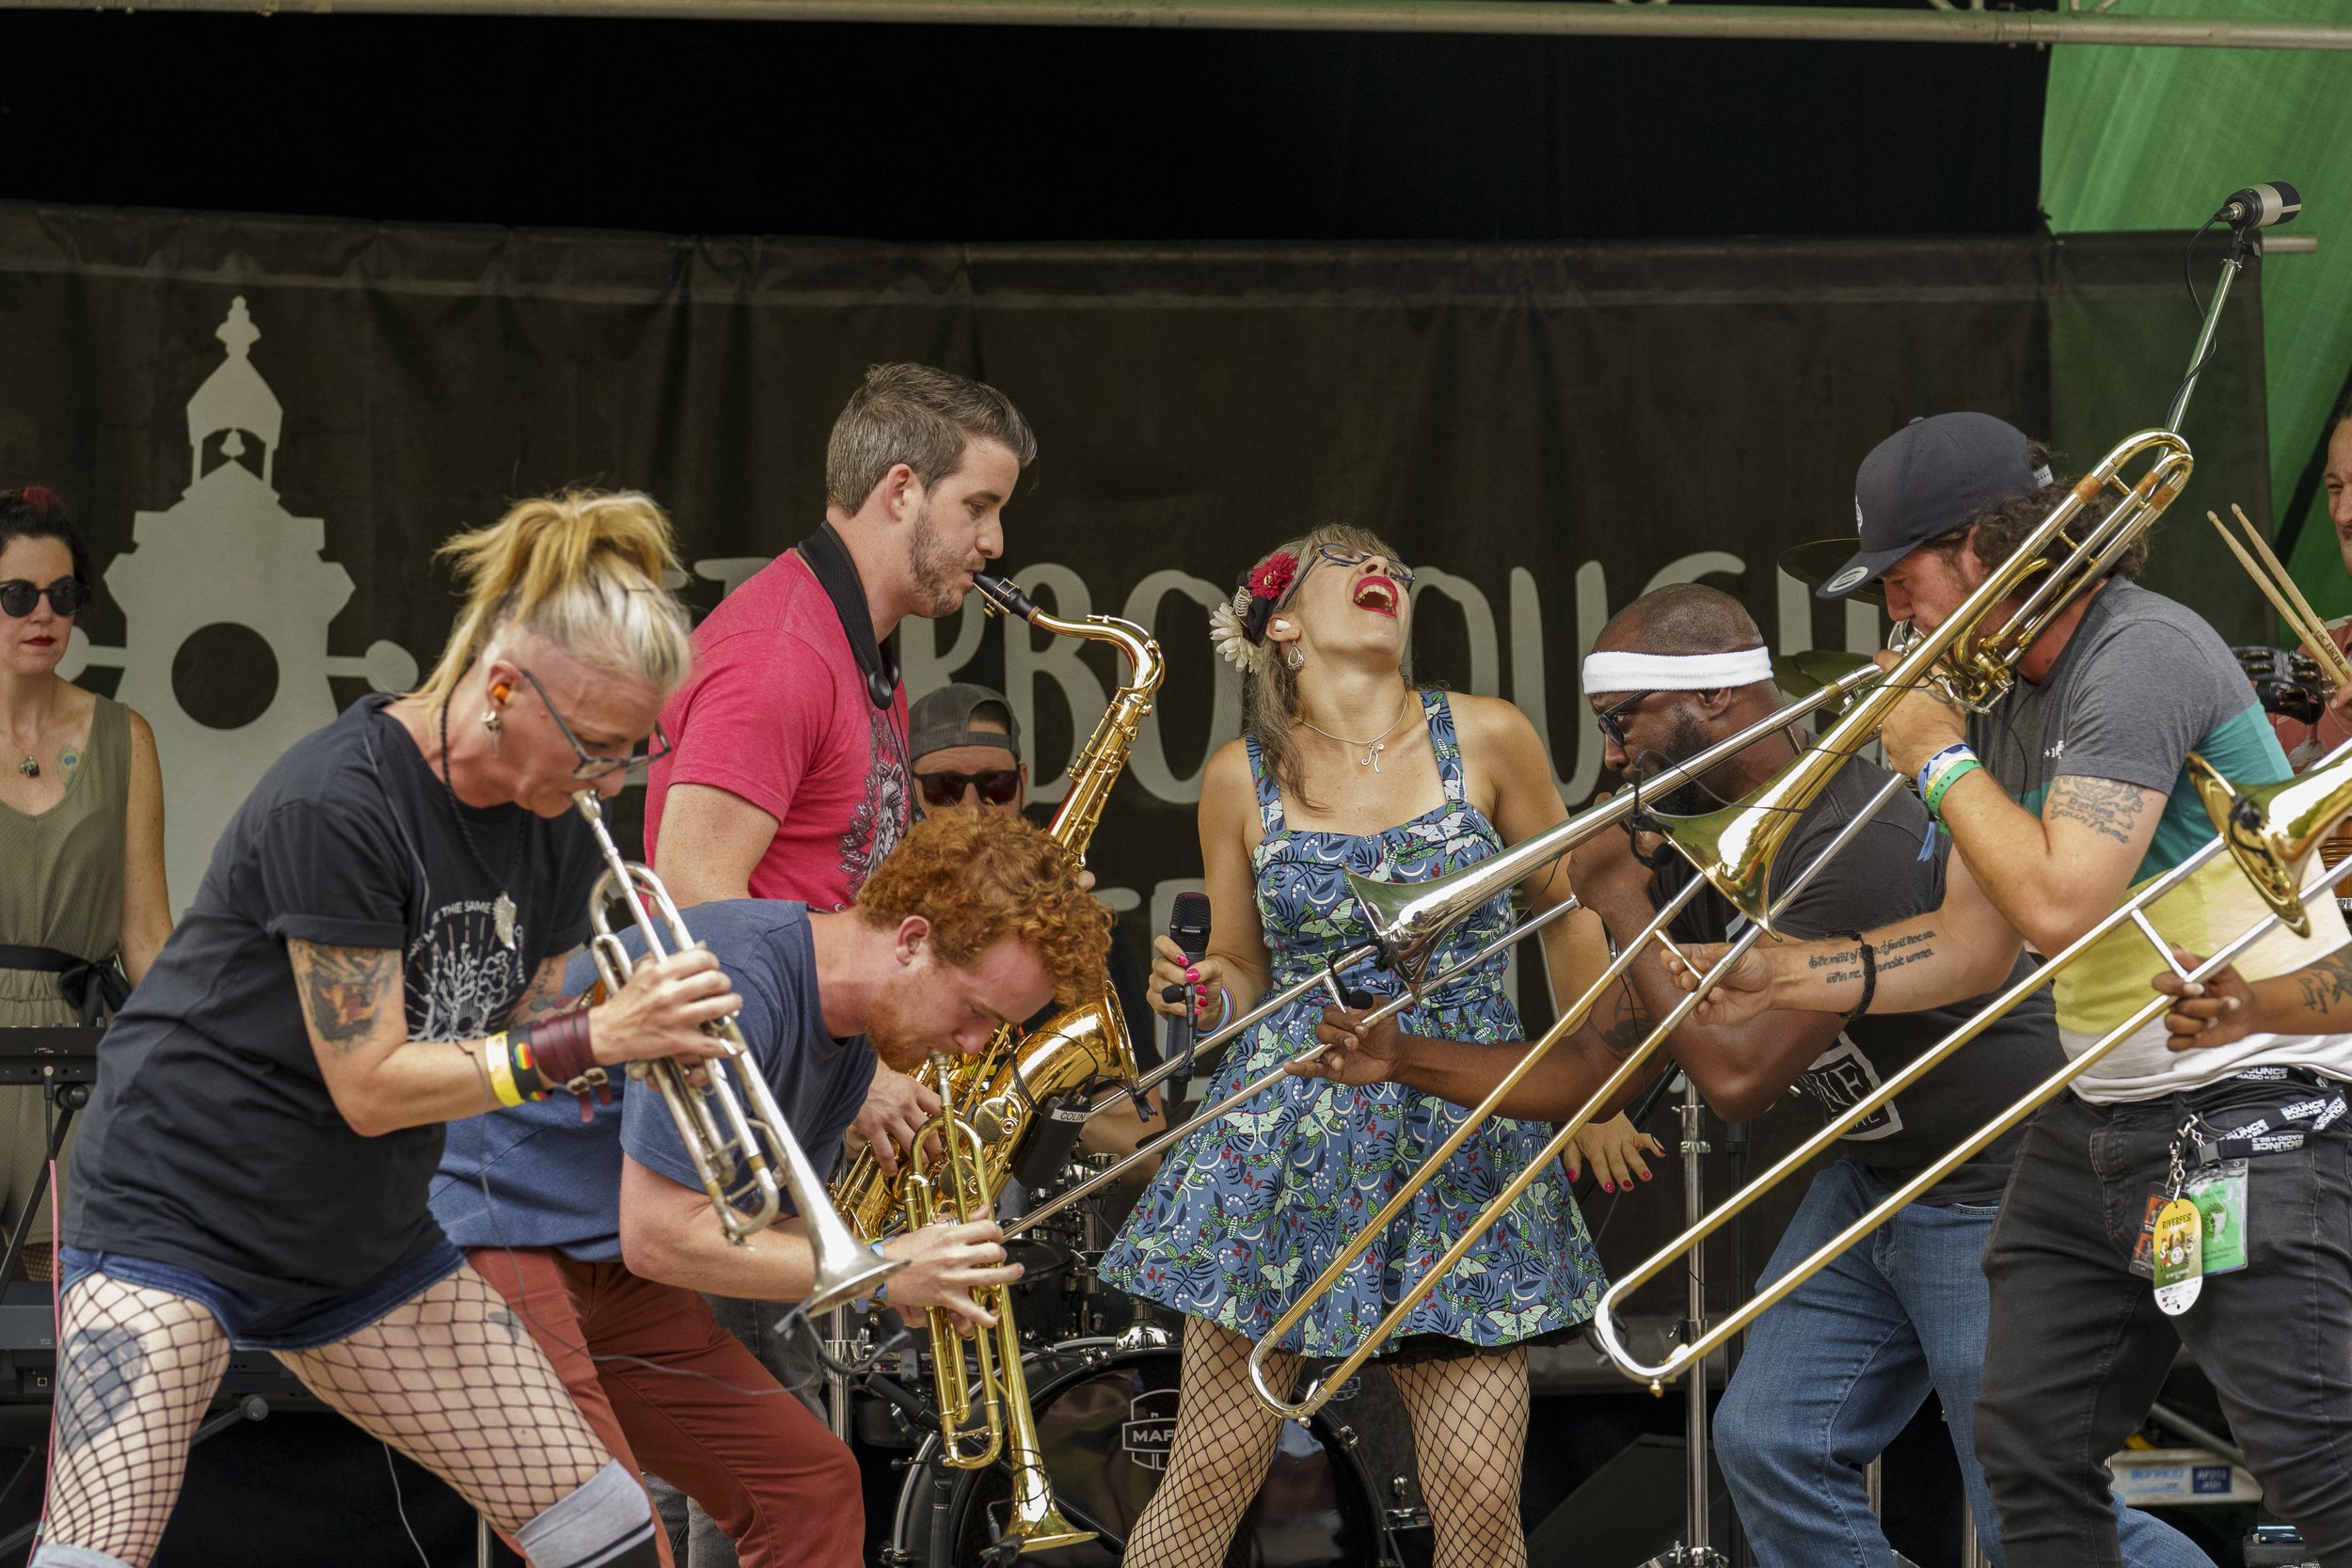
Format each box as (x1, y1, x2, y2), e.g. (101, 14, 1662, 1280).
(642, 363, 1035, 1561)
(648, 362, 1035, 911)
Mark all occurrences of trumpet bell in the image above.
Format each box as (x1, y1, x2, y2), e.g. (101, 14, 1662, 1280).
(2189, 752, 2352, 942)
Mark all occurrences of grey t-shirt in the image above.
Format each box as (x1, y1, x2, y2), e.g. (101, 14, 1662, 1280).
(1963, 578, 2352, 1100)
(1650, 756, 2060, 1205)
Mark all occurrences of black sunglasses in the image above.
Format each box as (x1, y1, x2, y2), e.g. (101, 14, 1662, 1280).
(916, 767, 1022, 808)
(0, 578, 89, 619)
(1594, 690, 1659, 746)
(517, 667, 673, 781)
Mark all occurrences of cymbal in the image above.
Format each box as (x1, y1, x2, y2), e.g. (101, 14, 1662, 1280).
(1772, 649, 1879, 702)
(1780, 537, 1884, 607)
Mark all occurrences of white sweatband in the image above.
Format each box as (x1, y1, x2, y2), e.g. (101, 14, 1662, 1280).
(1581, 646, 1774, 694)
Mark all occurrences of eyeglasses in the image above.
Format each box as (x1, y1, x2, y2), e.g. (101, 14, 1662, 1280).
(517, 667, 673, 781)
(916, 767, 1023, 808)
(1298, 545, 1415, 596)
(0, 578, 89, 619)
(1594, 690, 1659, 746)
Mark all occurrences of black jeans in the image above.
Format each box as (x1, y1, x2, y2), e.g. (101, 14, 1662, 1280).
(1976, 1078, 2352, 1567)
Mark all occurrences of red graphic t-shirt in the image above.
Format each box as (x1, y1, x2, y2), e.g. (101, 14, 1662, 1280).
(645, 551, 911, 911)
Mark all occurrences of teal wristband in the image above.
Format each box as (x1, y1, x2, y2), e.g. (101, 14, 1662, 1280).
(1923, 757, 1981, 818)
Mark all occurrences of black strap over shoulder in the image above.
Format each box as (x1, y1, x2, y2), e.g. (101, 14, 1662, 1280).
(794, 522, 898, 711)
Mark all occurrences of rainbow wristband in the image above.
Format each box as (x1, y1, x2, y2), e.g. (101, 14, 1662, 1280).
(482, 1033, 525, 1108)
(1922, 758, 1982, 819)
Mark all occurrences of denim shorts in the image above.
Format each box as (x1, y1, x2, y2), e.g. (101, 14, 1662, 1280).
(56, 1237, 468, 1352)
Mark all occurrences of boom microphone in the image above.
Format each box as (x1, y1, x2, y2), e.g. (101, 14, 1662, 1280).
(1165, 893, 1213, 1098)
(2217, 182, 2301, 230)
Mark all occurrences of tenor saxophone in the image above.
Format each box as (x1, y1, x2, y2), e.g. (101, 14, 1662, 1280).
(828, 570, 1163, 1557)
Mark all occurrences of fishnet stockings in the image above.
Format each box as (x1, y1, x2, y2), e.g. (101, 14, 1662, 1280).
(1120, 1318, 1295, 1568)
(272, 1264, 611, 1532)
(40, 1275, 233, 1567)
(40, 1265, 614, 1565)
(1122, 1320, 1529, 1568)
(1390, 1347, 1531, 1568)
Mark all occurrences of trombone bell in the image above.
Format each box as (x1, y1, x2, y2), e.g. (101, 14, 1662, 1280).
(2189, 752, 2352, 942)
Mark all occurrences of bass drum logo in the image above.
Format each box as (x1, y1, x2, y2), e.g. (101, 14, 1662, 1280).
(1122, 1387, 1179, 1471)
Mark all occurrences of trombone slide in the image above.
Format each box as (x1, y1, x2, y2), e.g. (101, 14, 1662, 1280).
(1590, 745, 2352, 1389)
(1246, 772, 1906, 1422)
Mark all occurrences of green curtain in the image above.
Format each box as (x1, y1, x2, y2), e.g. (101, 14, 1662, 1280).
(2043, 0, 2352, 632)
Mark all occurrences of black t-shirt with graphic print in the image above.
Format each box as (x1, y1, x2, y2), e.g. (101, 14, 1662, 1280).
(68, 697, 600, 1297)
(1645, 755, 2061, 1205)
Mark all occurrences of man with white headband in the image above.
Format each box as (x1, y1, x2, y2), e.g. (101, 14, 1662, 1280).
(1305, 581, 2206, 1568)
(1661, 412, 2352, 1563)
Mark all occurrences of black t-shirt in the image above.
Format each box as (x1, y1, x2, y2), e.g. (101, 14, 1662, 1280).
(68, 697, 601, 1296)
(1647, 756, 2060, 1205)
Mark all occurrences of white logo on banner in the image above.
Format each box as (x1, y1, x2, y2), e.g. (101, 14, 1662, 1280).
(60, 298, 417, 911)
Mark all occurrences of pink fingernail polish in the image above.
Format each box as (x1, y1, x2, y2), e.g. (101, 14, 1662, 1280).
(1601, 1181, 1613, 1194)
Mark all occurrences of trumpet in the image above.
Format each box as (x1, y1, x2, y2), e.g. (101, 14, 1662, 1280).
(572, 793, 898, 1316)
(905, 1050, 1095, 1556)
(1591, 740, 2352, 1390)
(1000, 654, 1888, 1243)
(1241, 423, 2200, 1418)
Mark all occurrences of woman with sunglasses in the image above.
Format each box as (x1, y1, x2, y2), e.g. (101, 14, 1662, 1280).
(0, 487, 170, 1283)
(1099, 524, 1617, 1568)
(36, 491, 734, 1568)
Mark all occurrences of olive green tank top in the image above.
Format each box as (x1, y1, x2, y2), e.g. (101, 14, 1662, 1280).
(0, 697, 129, 1026)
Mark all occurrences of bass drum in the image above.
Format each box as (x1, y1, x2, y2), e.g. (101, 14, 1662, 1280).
(887, 1335, 1397, 1568)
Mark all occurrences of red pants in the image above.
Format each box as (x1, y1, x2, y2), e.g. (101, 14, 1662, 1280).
(467, 1246, 863, 1568)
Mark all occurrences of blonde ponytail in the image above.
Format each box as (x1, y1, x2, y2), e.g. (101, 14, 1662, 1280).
(415, 488, 694, 704)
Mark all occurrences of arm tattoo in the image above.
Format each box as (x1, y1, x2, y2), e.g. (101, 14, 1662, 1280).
(507, 953, 574, 1028)
(1594, 985, 1652, 1061)
(2297, 951, 2352, 1017)
(2046, 776, 2151, 846)
(292, 943, 400, 1056)
(56, 1326, 148, 1461)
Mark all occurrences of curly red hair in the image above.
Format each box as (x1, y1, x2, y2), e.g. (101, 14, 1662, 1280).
(853, 813, 1109, 1006)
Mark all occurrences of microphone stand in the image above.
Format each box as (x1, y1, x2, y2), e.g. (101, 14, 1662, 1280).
(1638, 1070, 1728, 1568)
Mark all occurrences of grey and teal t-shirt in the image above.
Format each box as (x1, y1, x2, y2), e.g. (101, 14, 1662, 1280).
(1964, 578, 2352, 1100)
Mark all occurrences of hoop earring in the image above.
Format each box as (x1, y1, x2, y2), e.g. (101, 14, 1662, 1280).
(1284, 646, 1306, 672)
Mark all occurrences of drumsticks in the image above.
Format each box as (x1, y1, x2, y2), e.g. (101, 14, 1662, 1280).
(2209, 503, 2352, 689)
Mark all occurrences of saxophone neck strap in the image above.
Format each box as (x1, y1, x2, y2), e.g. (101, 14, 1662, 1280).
(795, 521, 899, 711)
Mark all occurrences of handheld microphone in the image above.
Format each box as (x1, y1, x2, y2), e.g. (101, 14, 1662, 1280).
(1165, 893, 1213, 1098)
(2217, 182, 2301, 230)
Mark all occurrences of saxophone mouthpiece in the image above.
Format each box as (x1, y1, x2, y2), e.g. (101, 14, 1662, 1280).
(972, 572, 1039, 623)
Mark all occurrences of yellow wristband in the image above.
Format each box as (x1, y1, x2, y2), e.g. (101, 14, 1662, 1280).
(482, 1032, 524, 1108)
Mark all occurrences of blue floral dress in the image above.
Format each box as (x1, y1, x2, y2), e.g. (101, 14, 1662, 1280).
(1100, 691, 1605, 1356)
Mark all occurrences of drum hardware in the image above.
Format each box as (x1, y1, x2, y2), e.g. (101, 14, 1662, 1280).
(1385, 1475, 1433, 1537)
(1634, 1072, 1731, 1568)
(887, 1335, 1396, 1568)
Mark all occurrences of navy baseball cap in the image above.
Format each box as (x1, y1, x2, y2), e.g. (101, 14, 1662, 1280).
(1817, 413, 2052, 599)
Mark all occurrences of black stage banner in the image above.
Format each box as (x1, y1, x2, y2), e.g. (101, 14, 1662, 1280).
(0, 206, 2274, 1008)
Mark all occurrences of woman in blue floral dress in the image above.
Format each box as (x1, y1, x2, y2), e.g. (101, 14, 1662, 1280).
(1100, 524, 1633, 1568)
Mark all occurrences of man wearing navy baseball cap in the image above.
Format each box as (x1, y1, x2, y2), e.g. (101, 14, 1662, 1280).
(1816, 411, 2053, 602)
(1674, 411, 2352, 1564)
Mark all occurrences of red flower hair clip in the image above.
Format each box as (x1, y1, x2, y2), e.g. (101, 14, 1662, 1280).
(1211, 550, 1303, 673)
